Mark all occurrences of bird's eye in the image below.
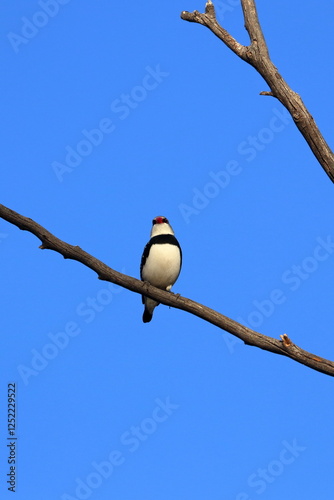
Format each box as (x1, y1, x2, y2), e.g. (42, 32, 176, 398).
(163, 217, 168, 223)
(152, 219, 156, 225)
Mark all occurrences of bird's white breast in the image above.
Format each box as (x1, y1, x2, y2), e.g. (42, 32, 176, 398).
(142, 243, 181, 290)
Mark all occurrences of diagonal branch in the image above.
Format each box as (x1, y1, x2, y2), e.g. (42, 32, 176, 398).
(181, 0, 334, 182)
(241, 0, 268, 56)
(1, 202, 334, 377)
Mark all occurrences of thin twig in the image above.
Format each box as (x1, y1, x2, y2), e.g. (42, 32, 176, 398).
(1, 203, 333, 377)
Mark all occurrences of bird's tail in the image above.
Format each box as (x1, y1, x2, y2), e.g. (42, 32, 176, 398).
(142, 297, 159, 323)
(143, 308, 153, 323)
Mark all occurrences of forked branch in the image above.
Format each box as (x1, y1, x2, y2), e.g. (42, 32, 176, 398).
(181, 0, 334, 182)
(1, 203, 333, 377)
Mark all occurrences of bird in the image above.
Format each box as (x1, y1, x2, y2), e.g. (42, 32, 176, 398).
(140, 216, 182, 323)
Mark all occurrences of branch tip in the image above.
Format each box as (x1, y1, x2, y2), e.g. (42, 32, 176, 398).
(205, 0, 216, 18)
(259, 91, 274, 97)
(180, 10, 191, 21)
(280, 333, 293, 347)
(39, 243, 48, 250)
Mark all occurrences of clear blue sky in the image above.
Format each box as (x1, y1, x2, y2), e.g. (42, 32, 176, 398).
(1, 1, 334, 499)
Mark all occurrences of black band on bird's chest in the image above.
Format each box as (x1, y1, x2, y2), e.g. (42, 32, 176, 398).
(140, 234, 182, 276)
(149, 234, 181, 248)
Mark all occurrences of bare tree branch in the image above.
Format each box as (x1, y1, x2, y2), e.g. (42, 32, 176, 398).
(1, 202, 333, 377)
(181, 0, 334, 182)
